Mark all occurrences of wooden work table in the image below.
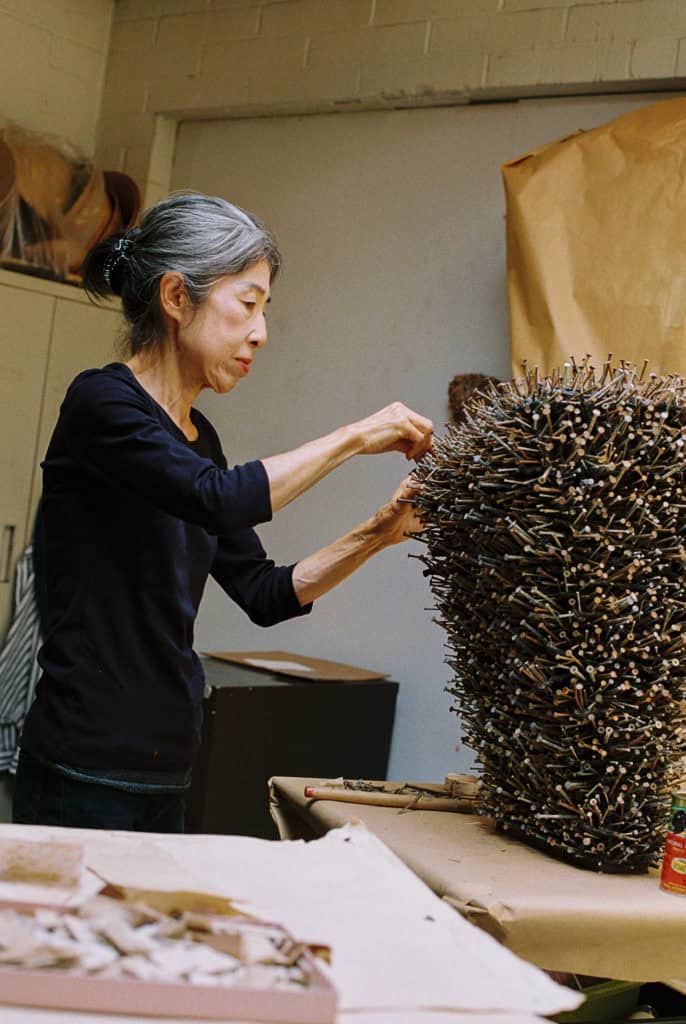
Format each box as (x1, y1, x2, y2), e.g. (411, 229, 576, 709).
(269, 775, 686, 985)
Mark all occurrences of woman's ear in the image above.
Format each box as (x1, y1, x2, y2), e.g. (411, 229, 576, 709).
(159, 271, 191, 325)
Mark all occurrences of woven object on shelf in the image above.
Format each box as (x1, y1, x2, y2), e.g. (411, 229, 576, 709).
(0, 122, 139, 282)
(448, 372, 500, 424)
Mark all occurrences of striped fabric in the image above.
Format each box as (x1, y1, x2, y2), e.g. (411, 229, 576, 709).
(0, 545, 41, 773)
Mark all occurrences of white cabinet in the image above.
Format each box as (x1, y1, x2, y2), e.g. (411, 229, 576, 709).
(0, 268, 121, 638)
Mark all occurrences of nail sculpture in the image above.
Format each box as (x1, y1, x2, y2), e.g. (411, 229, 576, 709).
(414, 359, 686, 873)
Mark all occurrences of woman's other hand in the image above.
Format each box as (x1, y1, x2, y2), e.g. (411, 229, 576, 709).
(291, 475, 426, 605)
(369, 476, 425, 546)
(352, 402, 433, 461)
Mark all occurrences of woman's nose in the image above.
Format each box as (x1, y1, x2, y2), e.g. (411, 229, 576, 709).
(249, 316, 268, 348)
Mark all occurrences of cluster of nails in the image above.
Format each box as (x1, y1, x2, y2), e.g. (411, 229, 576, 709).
(414, 359, 686, 873)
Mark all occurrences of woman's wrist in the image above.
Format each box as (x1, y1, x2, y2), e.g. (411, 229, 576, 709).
(334, 420, 366, 459)
(353, 514, 395, 551)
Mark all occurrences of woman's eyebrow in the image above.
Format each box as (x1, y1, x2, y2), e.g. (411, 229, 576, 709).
(240, 281, 271, 302)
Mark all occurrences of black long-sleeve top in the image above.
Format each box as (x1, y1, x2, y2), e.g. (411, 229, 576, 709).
(21, 363, 310, 777)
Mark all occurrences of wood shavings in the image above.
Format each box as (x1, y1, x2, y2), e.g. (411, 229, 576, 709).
(0, 909, 81, 968)
(0, 895, 312, 990)
(97, 883, 244, 918)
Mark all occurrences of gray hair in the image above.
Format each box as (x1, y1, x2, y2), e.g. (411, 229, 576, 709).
(83, 191, 281, 355)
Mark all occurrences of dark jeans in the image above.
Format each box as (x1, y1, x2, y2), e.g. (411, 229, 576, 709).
(12, 749, 186, 833)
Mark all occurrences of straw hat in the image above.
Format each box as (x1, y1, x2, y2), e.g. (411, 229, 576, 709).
(0, 127, 141, 277)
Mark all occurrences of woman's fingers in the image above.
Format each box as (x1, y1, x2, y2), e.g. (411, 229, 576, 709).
(401, 411, 433, 460)
(369, 475, 426, 545)
(392, 474, 421, 501)
(357, 402, 433, 459)
(396, 425, 424, 460)
(403, 429, 433, 461)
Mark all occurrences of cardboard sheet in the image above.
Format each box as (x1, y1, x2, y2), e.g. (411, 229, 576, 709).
(0, 821, 579, 1023)
(205, 650, 387, 681)
(503, 96, 686, 378)
(270, 775, 686, 984)
(0, 836, 103, 911)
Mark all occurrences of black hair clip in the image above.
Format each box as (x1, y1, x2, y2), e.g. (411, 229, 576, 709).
(103, 236, 135, 290)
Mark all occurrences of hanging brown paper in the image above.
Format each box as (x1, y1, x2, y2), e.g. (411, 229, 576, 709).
(503, 97, 686, 378)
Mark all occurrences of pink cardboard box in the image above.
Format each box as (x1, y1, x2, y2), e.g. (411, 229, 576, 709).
(0, 958, 337, 1022)
(0, 902, 337, 1023)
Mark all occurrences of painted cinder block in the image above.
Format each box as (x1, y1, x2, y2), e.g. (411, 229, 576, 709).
(260, 0, 372, 36)
(201, 34, 308, 76)
(503, 0, 614, 10)
(375, 0, 499, 23)
(224, 62, 361, 107)
(206, 0, 271, 8)
(143, 75, 217, 116)
(485, 45, 543, 88)
(99, 71, 149, 118)
(206, 6, 261, 39)
(94, 0, 686, 206)
(567, 0, 686, 42)
(108, 17, 157, 54)
(536, 38, 633, 83)
(630, 35, 679, 78)
(144, 61, 360, 118)
(97, 111, 156, 149)
(93, 143, 128, 174)
(114, 0, 207, 19)
(155, 12, 209, 49)
(48, 35, 107, 84)
(359, 50, 486, 96)
(122, 142, 156, 186)
(0, 12, 52, 72)
(1, 5, 109, 153)
(430, 9, 566, 55)
(307, 22, 429, 69)
(14, 1, 113, 54)
(106, 42, 203, 79)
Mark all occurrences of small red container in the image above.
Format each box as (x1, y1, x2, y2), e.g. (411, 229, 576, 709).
(660, 791, 686, 895)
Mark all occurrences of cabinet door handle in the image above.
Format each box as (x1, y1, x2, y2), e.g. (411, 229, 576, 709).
(0, 525, 15, 583)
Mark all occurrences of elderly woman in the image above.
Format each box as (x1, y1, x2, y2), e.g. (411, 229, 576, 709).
(13, 192, 433, 834)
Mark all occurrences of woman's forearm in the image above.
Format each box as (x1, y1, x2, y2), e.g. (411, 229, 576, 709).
(260, 403, 433, 514)
(261, 425, 362, 513)
(291, 475, 424, 605)
(291, 520, 389, 606)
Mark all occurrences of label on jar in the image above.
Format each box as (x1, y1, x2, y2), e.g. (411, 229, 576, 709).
(660, 792, 686, 895)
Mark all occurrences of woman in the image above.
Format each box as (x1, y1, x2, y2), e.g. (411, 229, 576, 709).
(13, 192, 433, 833)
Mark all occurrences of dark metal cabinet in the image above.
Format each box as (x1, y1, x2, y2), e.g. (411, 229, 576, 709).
(187, 657, 399, 839)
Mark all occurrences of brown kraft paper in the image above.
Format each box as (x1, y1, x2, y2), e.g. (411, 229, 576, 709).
(503, 97, 686, 379)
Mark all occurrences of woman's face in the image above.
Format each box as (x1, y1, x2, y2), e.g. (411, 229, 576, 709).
(176, 259, 271, 394)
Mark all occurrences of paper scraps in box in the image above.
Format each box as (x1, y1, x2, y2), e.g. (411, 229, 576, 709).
(0, 896, 315, 989)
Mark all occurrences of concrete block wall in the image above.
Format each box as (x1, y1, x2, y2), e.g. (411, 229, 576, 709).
(0, 0, 114, 154)
(99, 0, 686, 203)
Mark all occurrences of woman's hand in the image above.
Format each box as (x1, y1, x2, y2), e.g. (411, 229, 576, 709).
(263, 402, 432, 514)
(352, 402, 433, 461)
(368, 476, 425, 547)
(291, 475, 426, 605)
